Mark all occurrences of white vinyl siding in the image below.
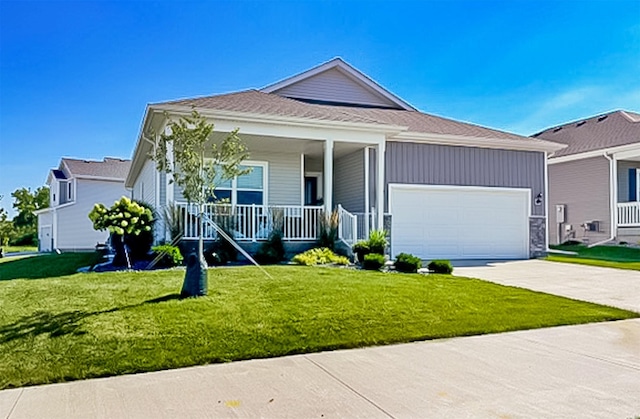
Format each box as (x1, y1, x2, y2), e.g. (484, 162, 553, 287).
(173, 151, 300, 206)
(55, 179, 129, 250)
(548, 156, 611, 244)
(273, 67, 399, 108)
(133, 159, 156, 207)
(334, 150, 365, 212)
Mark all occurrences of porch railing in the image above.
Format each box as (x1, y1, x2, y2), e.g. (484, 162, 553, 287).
(618, 202, 640, 227)
(178, 203, 324, 241)
(337, 205, 358, 246)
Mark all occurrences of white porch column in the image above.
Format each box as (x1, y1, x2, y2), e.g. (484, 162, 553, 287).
(324, 139, 334, 213)
(364, 147, 370, 236)
(376, 141, 386, 230)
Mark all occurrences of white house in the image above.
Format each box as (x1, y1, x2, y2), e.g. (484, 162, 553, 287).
(36, 157, 132, 252)
(125, 58, 564, 260)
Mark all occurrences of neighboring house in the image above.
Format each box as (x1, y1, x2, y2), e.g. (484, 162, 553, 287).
(534, 110, 640, 245)
(126, 58, 563, 260)
(35, 157, 132, 252)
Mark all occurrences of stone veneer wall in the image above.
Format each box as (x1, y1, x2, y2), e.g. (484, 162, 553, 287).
(529, 217, 547, 258)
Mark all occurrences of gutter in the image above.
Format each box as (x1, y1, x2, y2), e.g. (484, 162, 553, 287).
(588, 152, 616, 247)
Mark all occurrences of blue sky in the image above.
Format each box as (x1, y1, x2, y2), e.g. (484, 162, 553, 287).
(1, 0, 639, 216)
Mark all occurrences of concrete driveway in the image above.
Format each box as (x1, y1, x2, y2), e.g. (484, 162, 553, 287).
(455, 259, 640, 313)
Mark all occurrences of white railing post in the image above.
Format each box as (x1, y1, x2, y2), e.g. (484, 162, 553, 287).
(337, 204, 343, 240)
(352, 215, 357, 245)
(251, 204, 256, 242)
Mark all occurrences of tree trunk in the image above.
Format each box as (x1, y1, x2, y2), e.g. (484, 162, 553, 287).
(111, 234, 128, 267)
(181, 202, 208, 297)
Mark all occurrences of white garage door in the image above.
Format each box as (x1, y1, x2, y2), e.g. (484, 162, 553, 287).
(390, 185, 530, 260)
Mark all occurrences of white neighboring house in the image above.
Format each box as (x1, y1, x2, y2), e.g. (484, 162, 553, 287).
(35, 157, 132, 252)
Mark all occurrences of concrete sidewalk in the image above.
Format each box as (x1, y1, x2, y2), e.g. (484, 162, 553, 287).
(455, 259, 640, 313)
(1, 319, 639, 418)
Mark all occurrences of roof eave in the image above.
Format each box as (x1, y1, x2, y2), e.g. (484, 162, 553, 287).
(392, 132, 566, 153)
(549, 142, 640, 164)
(151, 104, 408, 134)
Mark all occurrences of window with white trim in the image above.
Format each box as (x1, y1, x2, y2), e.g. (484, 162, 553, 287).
(630, 168, 640, 202)
(210, 162, 267, 205)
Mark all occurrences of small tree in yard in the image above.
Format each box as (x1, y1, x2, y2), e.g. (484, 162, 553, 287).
(153, 110, 250, 297)
(89, 197, 154, 268)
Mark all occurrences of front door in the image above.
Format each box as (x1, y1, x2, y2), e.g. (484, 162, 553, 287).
(305, 177, 318, 206)
(39, 226, 52, 252)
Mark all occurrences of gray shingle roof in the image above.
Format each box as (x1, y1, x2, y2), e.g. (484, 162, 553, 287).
(533, 110, 640, 157)
(159, 90, 386, 126)
(62, 157, 131, 179)
(156, 90, 538, 143)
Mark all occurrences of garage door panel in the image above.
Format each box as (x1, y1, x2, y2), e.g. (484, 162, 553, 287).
(390, 185, 529, 260)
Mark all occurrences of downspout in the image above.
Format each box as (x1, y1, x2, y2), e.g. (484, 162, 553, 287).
(589, 152, 616, 247)
(544, 151, 550, 252)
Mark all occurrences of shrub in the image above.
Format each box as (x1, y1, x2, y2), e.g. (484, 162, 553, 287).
(428, 259, 453, 274)
(292, 247, 349, 266)
(352, 229, 388, 264)
(254, 230, 285, 265)
(10, 231, 37, 247)
(152, 245, 184, 267)
(317, 210, 339, 251)
(363, 253, 385, 271)
(367, 229, 388, 255)
(88, 197, 155, 266)
(203, 239, 237, 266)
(352, 241, 370, 263)
(394, 252, 422, 273)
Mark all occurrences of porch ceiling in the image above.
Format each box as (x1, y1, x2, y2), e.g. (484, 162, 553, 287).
(209, 132, 374, 158)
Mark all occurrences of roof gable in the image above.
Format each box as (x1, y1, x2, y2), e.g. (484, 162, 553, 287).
(261, 58, 415, 111)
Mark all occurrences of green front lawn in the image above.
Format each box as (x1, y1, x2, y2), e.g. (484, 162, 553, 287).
(548, 244, 640, 271)
(1, 245, 37, 254)
(0, 252, 104, 279)
(0, 256, 636, 389)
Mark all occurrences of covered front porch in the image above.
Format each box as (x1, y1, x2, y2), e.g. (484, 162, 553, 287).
(165, 124, 391, 246)
(615, 152, 640, 236)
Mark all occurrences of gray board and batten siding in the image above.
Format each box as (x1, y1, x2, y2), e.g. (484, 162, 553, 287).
(377, 142, 546, 216)
(548, 156, 611, 245)
(334, 150, 366, 213)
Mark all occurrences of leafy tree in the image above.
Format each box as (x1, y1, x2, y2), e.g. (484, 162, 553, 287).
(89, 197, 154, 267)
(11, 187, 49, 228)
(153, 110, 250, 296)
(0, 195, 14, 247)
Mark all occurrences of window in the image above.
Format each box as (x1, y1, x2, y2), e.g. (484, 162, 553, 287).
(209, 162, 267, 205)
(630, 168, 640, 202)
(68, 182, 72, 200)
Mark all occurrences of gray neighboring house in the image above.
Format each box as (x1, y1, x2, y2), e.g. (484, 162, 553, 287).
(126, 58, 563, 260)
(534, 110, 640, 245)
(35, 157, 132, 252)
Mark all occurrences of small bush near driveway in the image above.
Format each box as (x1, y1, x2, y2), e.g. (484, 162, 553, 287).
(363, 253, 385, 270)
(394, 253, 422, 273)
(428, 260, 453, 274)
